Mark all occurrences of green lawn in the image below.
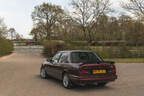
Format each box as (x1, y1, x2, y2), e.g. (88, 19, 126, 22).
(90, 46, 144, 50)
(104, 58, 144, 63)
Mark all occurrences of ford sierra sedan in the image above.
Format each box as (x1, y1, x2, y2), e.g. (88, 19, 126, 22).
(40, 50, 117, 89)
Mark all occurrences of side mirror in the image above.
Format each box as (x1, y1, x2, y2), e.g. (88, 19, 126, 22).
(47, 58, 53, 62)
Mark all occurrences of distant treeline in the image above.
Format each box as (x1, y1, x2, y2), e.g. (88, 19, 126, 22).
(42, 40, 144, 59)
(30, 1, 144, 46)
(31, 0, 144, 58)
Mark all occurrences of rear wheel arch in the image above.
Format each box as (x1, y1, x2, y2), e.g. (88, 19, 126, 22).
(62, 71, 66, 78)
(62, 69, 70, 77)
(62, 70, 70, 80)
(62, 72, 74, 89)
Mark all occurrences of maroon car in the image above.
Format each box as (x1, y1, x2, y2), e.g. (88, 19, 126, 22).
(40, 50, 117, 89)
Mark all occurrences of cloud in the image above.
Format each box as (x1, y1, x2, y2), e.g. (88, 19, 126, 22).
(0, 0, 71, 38)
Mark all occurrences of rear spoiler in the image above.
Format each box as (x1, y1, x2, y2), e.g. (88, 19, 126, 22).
(103, 61, 115, 64)
(78, 61, 115, 66)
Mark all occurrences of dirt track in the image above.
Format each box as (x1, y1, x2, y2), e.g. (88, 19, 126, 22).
(0, 53, 144, 96)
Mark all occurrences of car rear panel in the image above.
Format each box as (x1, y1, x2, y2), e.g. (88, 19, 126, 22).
(69, 62, 117, 85)
(79, 63, 116, 76)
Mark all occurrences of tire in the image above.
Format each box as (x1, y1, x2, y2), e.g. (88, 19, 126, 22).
(97, 82, 107, 87)
(40, 66, 48, 79)
(62, 74, 73, 89)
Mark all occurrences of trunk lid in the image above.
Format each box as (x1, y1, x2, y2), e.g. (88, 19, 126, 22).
(79, 61, 115, 76)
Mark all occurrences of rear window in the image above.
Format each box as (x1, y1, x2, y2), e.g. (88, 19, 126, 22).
(71, 52, 103, 63)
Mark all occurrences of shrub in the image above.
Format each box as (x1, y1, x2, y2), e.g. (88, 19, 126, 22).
(91, 41, 127, 46)
(43, 41, 68, 57)
(43, 40, 91, 57)
(116, 46, 132, 58)
(0, 38, 14, 57)
(90, 46, 142, 58)
(66, 41, 89, 46)
(90, 47, 114, 58)
(43, 40, 144, 58)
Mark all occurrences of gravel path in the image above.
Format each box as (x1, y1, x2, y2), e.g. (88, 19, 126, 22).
(0, 53, 144, 96)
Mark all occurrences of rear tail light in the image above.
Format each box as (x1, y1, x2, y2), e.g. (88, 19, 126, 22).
(110, 65, 116, 73)
(111, 69, 116, 73)
(81, 70, 88, 74)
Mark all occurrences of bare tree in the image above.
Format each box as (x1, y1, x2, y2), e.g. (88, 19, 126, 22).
(9, 28, 16, 40)
(0, 17, 8, 38)
(15, 33, 22, 40)
(31, 3, 64, 40)
(121, 0, 144, 16)
(71, 0, 112, 43)
(30, 25, 46, 41)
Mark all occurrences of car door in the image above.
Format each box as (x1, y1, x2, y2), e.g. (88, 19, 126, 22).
(45, 52, 62, 77)
(51, 52, 69, 80)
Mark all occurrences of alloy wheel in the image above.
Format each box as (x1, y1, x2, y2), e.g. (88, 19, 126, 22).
(40, 68, 46, 78)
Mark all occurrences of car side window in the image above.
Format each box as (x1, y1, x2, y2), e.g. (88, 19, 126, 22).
(52, 52, 61, 63)
(59, 52, 69, 63)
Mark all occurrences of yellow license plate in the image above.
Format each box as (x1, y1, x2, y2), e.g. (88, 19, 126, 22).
(93, 70, 106, 74)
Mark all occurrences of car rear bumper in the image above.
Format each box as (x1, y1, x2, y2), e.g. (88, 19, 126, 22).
(69, 74, 117, 85)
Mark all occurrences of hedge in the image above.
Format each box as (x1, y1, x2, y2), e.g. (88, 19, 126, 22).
(43, 40, 91, 57)
(43, 40, 68, 57)
(0, 38, 14, 57)
(43, 40, 144, 58)
(90, 46, 144, 59)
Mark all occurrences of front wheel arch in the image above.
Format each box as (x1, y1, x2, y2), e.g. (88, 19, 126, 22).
(62, 71, 66, 79)
(41, 63, 46, 68)
(40, 65, 48, 79)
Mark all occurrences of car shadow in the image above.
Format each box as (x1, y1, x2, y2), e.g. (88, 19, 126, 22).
(71, 85, 114, 92)
(35, 74, 62, 85)
(34, 74, 115, 91)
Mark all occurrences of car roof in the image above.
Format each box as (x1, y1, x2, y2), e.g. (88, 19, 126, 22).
(59, 50, 93, 53)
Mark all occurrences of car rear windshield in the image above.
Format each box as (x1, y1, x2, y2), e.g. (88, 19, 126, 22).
(71, 52, 103, 64)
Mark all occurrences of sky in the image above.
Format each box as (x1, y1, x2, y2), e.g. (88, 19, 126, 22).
(0, 0, 125, 38)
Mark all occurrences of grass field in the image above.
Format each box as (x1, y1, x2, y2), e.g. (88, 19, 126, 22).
(90, 46, 144, 50)
(104, 58, 144, 63)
